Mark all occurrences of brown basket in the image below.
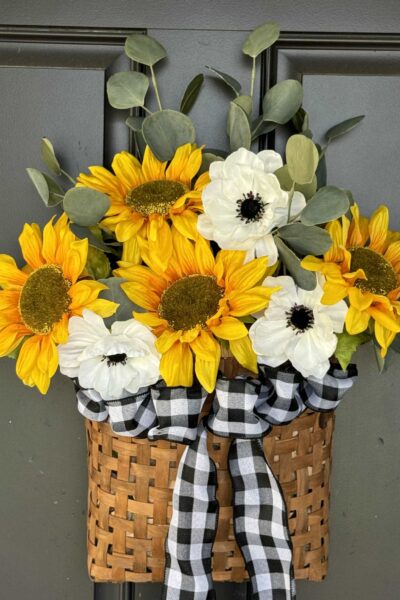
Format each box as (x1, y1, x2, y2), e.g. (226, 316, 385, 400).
(86, 409, 335, 583)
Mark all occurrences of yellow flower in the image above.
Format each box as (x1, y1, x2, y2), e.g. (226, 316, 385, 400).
(0, 214, 118, 394)
(115, 231, 277, 392)
(302, 204, 400, 356)
(77, 143, 209, 270)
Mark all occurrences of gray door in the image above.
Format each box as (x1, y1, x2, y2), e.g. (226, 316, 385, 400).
(1, 3, 400, 600)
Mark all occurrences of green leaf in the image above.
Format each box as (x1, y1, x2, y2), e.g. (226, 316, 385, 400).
(262, 80, 303, 125)
(199, 152, 224, 175)
(227, 101, 251, 151)
(107, 72, 149, 109)
(301, 186, 350, 226)
(124, 33, 167, 67)
(125, 115, 145, 132)
(142, 109, 196, 162)
(180, 74, 204, 114)
(325, 115, 365, 143)
(40, 137, 61, 176)
(242, 21, 280, 58)
(85, 245, 111, 280)
(275, 237, 317, 290)
(278, 223, 332, 256)
(316, 153, 327, 188)
(26, 168, 64, 207)
(251, 116, 277, 140)
(99, 277, 142, 327)
(286, 134, 319, 185)
(63, 187, 110, 226)
(334, 330, 371, 370)
(274, 165, 317, 200)
(233, 94, 253, 117)
(69, 224, 109, 252)
(205, 66, 241, 96)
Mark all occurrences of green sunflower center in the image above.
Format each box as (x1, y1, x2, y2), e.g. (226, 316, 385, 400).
(19, 265, 72, 334)
(350, 247, 398, 295)
(125, 179, 187, 216)
(159, 275, 224, 331)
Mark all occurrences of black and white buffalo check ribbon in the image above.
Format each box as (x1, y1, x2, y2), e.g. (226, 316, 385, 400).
(75, 362, 357, 600)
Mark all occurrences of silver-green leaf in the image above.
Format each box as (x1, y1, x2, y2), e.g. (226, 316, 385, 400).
(300, 186, 350, 226)
(262, 80, 303, 125)
(40, 137, 62, 176)
(286, 134, 319, 185)
(233, 94, 253, 117)
(180, 74, 204, 114)
(242, 21, 280, 58)
(227, 101, 251, 151)
(274, 165, 317, 200)
(325, 115, 365, 142)
(124, 33, 167, 67)
(63, 187, 110, 226)
(142, 109, 196, 162)
(125, 115, 145, 132)
(205, 66, 241, 96)
(275, 237, 317, 290)
(199, 152, 224, 175)
(107, 72, 149, 109)
(278, 223, 332, 256)
(26, 168, 64, 207)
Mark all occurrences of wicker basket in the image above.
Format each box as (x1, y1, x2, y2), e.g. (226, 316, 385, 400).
(86, 408, 334, 584)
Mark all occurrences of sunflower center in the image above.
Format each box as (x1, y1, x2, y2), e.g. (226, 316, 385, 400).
(286, 304, 315, 333)
(236, 191, 266, 223)
(159, 274, 224, 331)
(350, 247, 398, 295)
(125, 179, 187, 216)
(104, 353, 128, 366)
(19, 265, 72, 335)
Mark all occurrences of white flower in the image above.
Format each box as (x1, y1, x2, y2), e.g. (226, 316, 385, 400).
(197, 147, 306, 266)
(58, 309, 161, 400)
(249, 276, 348, 378)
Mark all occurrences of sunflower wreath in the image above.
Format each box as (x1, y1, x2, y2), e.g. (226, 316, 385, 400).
(1, 20, 400, 600)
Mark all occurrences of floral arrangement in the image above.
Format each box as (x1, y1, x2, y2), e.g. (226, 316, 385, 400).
(1, 20, 398, 599)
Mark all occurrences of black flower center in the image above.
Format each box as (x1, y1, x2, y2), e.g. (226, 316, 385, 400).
(236, 191, 266, 224)
(286, 304, 315, 333)
(104, 353, 128, 366)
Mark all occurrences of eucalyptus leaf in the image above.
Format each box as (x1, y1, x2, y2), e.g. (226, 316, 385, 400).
(262, 80, 303, 125)
(275, 237, 316, 290)
(242, 21, 280, 58)
(205, 148, 229, 158)
(199, 152, 224, 175)
(301, 186, 350, 226)
(278, 223, 332, 256)
(205, 65, 241, 96)
(286, 134, 319, 185)
(124, 33, 167, 67)
(227, 101, 251, 151)
(325, 115, 365, 142)
(274, 165, 317, 200)
(70, 223, 109, 252)
(26, 168, 64, 207)
(107, 72, 149, 109)
(251, 116, 277, 140)
(85, 245, 111, 280)
(142, 109, 196, 161)
(125, 116, 145, 132)
(233, 94, 253, 116)
(99, 277, 143, 327)
(334, 330, 371, 370)
(63, 187, 110, 226)
(316, 152, 327, 188)
(40, 137, 61, 176)
(180, 74, 204, 114)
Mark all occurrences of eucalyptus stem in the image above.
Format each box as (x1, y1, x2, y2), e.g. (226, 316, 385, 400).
(250, 56, 256, 98)
(61, 169, 76, 185)
(141, 105, 153, 115)
(150, 65, 163, 111)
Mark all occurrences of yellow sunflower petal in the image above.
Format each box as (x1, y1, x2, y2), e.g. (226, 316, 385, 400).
(227, 256, 268, 292)
(194, 236, 215, 275)
(160, 341, 193, 387)
(148, 220, 173, 272)
(0, 324, 27, 356)
(142, 145, 167, 181)
(374, 322, 396, 357)
(345, 306, 370, 334)
(0, 255, 28, 289)
(111, 151, 143, 189)
(368, 305, 400, 333)
(172, 229, 197, 275)
(368, 205, 389, 253)
(229, 335, 257, 373)
(63, 239, 88, 283)
(209, 316, 248, 340)
(122, 281, 161, 311)
(133, 311, 167, 329)
(384, 241, 400, 271)
(156, 329, 183, 353)
(348, 287, 374, 311)
(166, 143, 192, 182)
(190, 330, 220, 362)
(122, 235, 142, 264)
(195, 345, 220, 393)
(84, 298, 118, 318)
(115, 216, 145, 242)
(170, 210, 200, 240)
(227, 287, 275, 316)
(180, 147, 203, 183)
(18, 223, 44, 269)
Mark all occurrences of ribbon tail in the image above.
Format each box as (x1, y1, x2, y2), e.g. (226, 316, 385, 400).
(163, 424, 218, 600)
(229, 438, 296, 600)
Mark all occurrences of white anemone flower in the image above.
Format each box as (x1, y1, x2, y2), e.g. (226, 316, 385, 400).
(58, 309, 161, 400)
(249, 276, 348, 378)
(197, 147, 306, 265)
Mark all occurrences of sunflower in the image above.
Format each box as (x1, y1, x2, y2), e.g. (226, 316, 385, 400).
(301, 204, 400, 356)
(115, 231, 277, 392)
(0, 214, 118, 393)
(77, 143, 209, 270)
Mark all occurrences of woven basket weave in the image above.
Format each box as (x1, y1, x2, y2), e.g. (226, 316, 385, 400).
(86, 408, 334, 583)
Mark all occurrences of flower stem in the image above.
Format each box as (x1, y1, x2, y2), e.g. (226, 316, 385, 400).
(141, 105, 153, 115)
(150, 65, 163, 111)
(61, 169, 76, 185)
(250, 56, 256, 99)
